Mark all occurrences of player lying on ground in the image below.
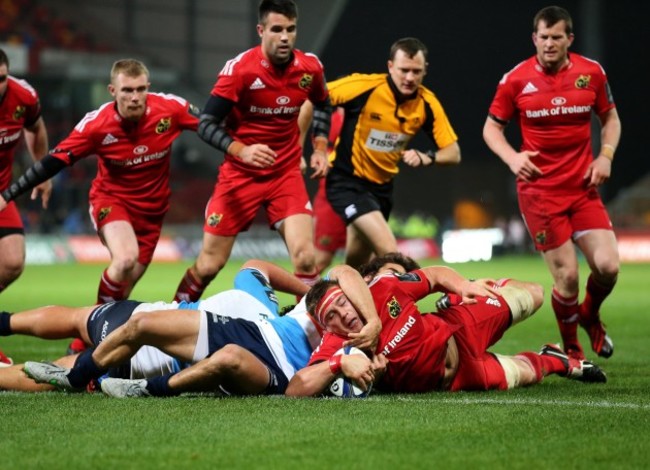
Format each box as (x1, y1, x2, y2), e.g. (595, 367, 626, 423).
(0, 260, 313, 392)
(286, 263, 607, 397)
(21, 264, 383, 397)
(18, 254, 425, 397)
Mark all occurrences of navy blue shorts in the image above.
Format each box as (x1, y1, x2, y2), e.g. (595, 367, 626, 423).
(86, 300, 142, 346)
(206, 313, 288, 394)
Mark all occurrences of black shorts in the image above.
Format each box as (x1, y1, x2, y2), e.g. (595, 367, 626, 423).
(86, 300, 142, 346)
(326, 170, 393, 223)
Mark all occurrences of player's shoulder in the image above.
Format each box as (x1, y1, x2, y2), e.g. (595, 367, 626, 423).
(7, 76, 39, 102)
(147, 92, 189, 110)
(293, 49, 324, 70)
(219, 47, 260, 77)
(74, 101, 115, 133)
(570, 53, 607, 75)
(328, 73, 386, 95)
(498, 57, 536, 85)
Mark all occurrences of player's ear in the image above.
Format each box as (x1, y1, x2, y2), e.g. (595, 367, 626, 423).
(257, 23, 264, 38)
(107, 84, 116, 97)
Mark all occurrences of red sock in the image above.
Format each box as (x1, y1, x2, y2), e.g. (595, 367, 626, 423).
(97, 269, 128, 304)
(515, 352, 544, 382)
(174, 268, 206, 302)
(581, 274, 615, 321)
(551, 288, 579, 340)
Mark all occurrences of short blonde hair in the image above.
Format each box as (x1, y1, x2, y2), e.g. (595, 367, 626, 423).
(110, 59, 150, 82)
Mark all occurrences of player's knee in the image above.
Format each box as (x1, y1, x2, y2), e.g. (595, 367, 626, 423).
(122, 314, 150, 343)
(291, 247, 316, 273)
(0, 258, 24, 283)
(594, 258, 619, 281)
(210, 344, 246, 373)
(500, 284, 541, 325)
(110, 251, 138, 275)
(528, 282, 545, 310)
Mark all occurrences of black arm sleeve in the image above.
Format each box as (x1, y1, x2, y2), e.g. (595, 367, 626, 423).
(197, 95, 237, 153)
(1, 154, 67, 202)
(311, 96, 333, 140)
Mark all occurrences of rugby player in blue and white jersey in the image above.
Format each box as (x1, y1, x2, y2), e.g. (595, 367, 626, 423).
(0, 260, 315, 392)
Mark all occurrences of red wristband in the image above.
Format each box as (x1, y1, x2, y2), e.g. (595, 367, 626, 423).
(329, 355, 342, 375)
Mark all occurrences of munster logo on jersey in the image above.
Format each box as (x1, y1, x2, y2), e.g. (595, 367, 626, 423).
(207, 213, 222, 227)
(387, 296, 402, 318)
(156, 118, 172, 134)
(13, 106, 26, 121)
(575, 75, 591, 89)
(98, 207, 112, 222)
(299, 74, 313, 89)
(535, 230, 547, 246)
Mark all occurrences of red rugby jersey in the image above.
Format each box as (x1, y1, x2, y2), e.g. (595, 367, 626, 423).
(212, 45, 329, 175)
(0, 76, 42, 190)
(51, 93, 198, 215)
(309, 270, 458, 393)
(488, 53, 615, 193)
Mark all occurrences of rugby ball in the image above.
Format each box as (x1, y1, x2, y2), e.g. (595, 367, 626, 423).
(328, 346, 372, 398)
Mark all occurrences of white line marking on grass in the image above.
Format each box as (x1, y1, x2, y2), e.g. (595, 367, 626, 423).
(394, 396, 650, 410)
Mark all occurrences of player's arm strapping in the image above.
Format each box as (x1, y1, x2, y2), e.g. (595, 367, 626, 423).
(1, 154, 67, 203)
(310, 96, 333, 154)
(197, 95, 238, 154)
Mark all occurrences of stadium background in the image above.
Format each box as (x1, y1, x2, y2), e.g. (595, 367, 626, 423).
(2, 0, 648, 262)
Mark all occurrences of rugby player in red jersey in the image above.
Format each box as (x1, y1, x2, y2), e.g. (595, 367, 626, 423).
(173, 0, 332, 303)
(0, 59, 198, 317)
(286, 261, 608, 397)
(483, 6, 621, 360)
(0, 48, 51, 365)
(0, 49, 51, 295)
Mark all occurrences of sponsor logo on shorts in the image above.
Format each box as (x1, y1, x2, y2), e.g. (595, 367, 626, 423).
(299, 74, 313, 89)
(344, 204, 357, 219)
(98, 207, 112, 222)
(156, 117, 172, 134)
(12, 106, 26, 120)
(535, 230, 546, 245)
(575, 74, 591, 89)
(207, 213, 223, 227)
(387, 296, 401, 318)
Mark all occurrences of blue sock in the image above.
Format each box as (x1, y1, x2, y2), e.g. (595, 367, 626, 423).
(68, 349, 107, 389)
(0, 312, 11, 336)
(145, 373, 180, 397)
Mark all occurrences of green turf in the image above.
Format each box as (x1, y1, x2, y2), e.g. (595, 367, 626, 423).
(1, 256, 649, 469)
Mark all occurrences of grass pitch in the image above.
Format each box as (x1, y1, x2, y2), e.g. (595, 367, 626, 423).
(1, 256, 649, 469)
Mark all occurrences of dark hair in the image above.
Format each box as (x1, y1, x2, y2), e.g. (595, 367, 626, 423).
(0, 49, 9, 67)
(358, 252, 421, 279)
(533, 6, 573, 34)
(389, 37, 428, 61)
(305, 279, 338, 320)
(259, 0, 298, 24)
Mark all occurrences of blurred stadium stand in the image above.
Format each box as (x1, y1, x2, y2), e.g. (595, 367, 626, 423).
(2, 0, 648, 261)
